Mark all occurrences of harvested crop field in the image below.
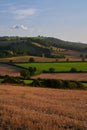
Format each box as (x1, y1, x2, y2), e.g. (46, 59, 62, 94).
(0, 56, 56, 63)
(0, 63, 20, 76)
(33, 73, 87, 81)
(0, 84, 87, 130)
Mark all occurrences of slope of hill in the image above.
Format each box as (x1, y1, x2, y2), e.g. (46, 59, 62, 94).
(0, 37, 51, 57)
(30, 37, 87, 53)
(0, 36, 87, 58)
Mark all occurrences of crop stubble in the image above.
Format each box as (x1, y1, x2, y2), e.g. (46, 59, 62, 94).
(0, 84, 87, 130)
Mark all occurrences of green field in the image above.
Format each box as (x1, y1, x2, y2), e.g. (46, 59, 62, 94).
(82, 83, 87, 87)
(16, 62, 87, 73)
(0, 79, 4, 83)
(23, 80, 33, 85)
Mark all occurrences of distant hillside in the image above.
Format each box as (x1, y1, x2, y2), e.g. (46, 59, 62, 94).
(0, 37, 51, 58)
(0, 36, 87, 58)
(30, 37, 87, 53)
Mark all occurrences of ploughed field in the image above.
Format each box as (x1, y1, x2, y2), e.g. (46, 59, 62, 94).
(0, 63, 20, 76)
(32, 73, 87, 81)
(0, 84, 87, 130)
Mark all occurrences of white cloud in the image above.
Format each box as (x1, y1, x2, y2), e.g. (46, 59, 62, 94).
(11, 25, 20, 29)
(11, 25, 28, 30)
(20, 25, 28, 30)
(13, 8, 36, 19)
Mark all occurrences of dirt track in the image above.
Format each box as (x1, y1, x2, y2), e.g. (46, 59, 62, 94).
(33, 73, 87, 81)
(0, 63, 20, 76)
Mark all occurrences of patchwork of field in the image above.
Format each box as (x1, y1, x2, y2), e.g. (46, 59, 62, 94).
(0, 84, 87, 130)
(0, 62, 87, 81)
(0, 55, 85, 63)
(0, 63, 20, 76)
(16, 62, 87, 73)
(32, 73, 87, 81)
(0, 56, 57, 63)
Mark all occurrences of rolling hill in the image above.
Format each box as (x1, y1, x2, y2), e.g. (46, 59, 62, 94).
(0, 36, 87, 58)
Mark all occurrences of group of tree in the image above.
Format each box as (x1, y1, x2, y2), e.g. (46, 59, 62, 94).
(2, 75, 24, 84)
(31, 79, 85, 89)
(1, 75, 86, 90)
(20, 67, 37, 79)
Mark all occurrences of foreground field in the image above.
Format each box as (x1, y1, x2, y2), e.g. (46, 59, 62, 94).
(32, 73, 87, 81)
(0, 85, 87, 130)
(16, 62, 87, 73)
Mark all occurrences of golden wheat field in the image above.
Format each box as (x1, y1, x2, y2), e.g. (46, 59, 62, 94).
(0, 84, 87, 130)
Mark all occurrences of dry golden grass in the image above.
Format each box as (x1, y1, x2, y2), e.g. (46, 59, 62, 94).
(0, 56, 56, 63)
(0, 84, 87, 130)
(0, 54, 86, 63)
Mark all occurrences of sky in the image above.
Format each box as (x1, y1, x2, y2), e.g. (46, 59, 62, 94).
(0, 0, 87, 43)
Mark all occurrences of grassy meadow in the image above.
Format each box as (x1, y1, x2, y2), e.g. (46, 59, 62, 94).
(23, 79, 33, 85)
(82, 82, 87, 87)
(16, 62, 87, 73)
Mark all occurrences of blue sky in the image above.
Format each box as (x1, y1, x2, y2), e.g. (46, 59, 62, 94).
(0, 0, 87, 43)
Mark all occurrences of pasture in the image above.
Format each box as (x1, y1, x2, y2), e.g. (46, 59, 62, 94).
(82, 82, 87, 87)
(16, 62, 87, 73)
(0, 84, 87, 130)
(23, 79, 33, 85)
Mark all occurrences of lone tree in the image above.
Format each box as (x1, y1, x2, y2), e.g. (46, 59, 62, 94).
(70, 67, 77, 72)
(49, 67, 55, 73)
(20, 69, 30, 79)
(80, 54, 85, 62)
(66, 58, 69, 62)
(28, 67, 37, 76)
(29, 57, 35, 63)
